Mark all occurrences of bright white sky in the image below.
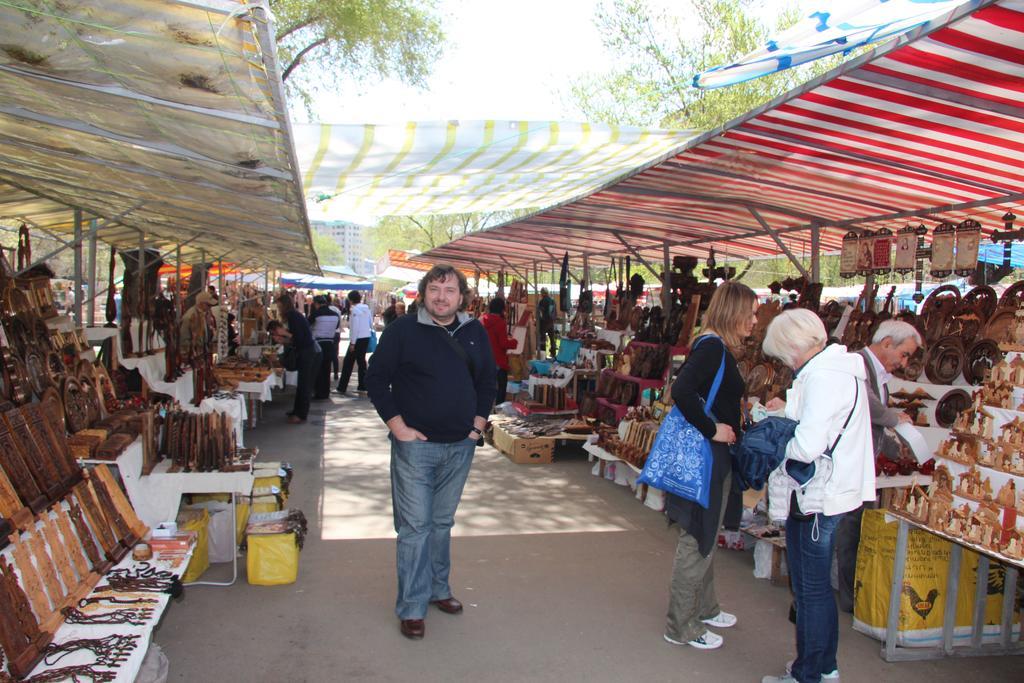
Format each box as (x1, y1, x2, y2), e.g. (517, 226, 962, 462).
(296, 0, 798, 125)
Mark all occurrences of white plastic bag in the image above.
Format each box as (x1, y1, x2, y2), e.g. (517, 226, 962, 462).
(136, 643, 169, 683)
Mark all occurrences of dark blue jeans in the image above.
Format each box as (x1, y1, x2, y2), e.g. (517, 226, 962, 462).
(786, 512, 842, 683)
(390, 436, 476, 619)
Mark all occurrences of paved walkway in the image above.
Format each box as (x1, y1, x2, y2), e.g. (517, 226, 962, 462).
(156, 389, 1020, 682)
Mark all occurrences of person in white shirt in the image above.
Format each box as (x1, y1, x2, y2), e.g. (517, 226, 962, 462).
(308, 294, 342, 400)
(337, 290, 372, 395)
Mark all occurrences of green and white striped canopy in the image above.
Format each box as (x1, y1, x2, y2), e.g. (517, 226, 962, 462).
(294, 121, 697, 221)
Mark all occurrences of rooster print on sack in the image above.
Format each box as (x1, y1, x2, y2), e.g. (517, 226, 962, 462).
(902, 583, 940, 620)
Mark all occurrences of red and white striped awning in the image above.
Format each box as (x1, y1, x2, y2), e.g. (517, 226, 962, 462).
(418, 0, 1024, 272)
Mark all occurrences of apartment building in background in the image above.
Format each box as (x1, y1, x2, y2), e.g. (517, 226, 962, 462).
(311, 220, 369, 277)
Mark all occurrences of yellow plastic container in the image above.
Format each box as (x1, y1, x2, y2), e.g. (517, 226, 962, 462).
(177, 509, 210, 583)
(246, 533, 299, 586)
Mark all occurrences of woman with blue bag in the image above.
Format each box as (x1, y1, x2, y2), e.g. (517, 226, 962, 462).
(662, 281, 757, 651)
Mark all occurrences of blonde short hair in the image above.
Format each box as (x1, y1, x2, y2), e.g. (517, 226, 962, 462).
(762, 308, 827, 369)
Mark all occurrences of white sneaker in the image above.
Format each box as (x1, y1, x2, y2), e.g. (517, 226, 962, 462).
(701, 610, 737, 628)
(663, 630, 723, 650)
(761, 676, 797, 683)
(785, 659, 840, 679)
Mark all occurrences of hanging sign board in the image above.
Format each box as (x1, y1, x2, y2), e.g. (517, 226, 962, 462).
(954, 219, 981, 275)
(857, 231, 875, 275)
(840, 231, 859, 278)
(894, 226, 918, 274)
(930, 222, 956, 278)
(872, 228, 893, 273)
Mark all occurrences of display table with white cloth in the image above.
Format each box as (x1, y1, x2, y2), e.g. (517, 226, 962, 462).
(88, 439, 254, 532)
(20, 542, 196, 682)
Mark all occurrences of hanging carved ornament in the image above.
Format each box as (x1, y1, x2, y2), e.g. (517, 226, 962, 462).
(23, 349, 51, 398)
(935, 388, 972, 429)
(924, 336, 965, 385)
(942, 307, 981, 341)
(954, 219, 982, 276)
(894, 225, 920, 274)
(839, 231, 859, 278)
(929, 222, 957, 278)
(962, 285, 998, 324)
(62, 376, 93, 433)
(998, 281, 1024, 309)
(964, 338, 1003, 386)
(872, 228, 893, 273)
(920, 284, 961, 344)
(856, 231, 876, 276)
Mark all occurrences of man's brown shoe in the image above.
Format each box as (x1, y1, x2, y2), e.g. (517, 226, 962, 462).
(400, 619, 425, 639)
(430, 597, 463, 614)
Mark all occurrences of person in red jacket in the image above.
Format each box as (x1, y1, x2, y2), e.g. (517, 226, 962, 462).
(481, 297, 519, 404)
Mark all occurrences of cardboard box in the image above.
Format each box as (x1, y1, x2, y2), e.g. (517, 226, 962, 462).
(492, 423, 554, 464)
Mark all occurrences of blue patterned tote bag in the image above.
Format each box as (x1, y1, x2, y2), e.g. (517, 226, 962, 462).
(637, 336, 725, 509)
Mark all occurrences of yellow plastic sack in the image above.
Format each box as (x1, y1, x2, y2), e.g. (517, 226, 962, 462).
(853, 509, 1019, 647)
(190, 493, 231, 504)
(246, 533, 299, 586)
(177, 509, 210, 583)
(253, 475, 282, 490)
(235, 500, 251, 546)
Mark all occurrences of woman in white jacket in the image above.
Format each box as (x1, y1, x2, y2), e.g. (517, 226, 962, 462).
(760, 309, 874, 683)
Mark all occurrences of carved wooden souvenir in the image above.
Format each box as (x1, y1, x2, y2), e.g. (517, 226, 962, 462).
(998, 280, 1024, 309)
(24, 404, 79, 486)
(44, 350, 64, 387)
(9, 537, 53, 618)
(964, 339, 1002, 385)
(40, 515, 79, 599)
(72, 481, 119, 562)
(87, 472, 135, 548)
(924, 336, 965, 385)
(78, 377, 102, 426)
(0, 416, 47, 512)
(8, 353, 31, 405)
(62, 375, 92, 433)
(0, 463, 23, 522)
(1, 409, 62, 502)
(93, 465, 148, 540)
(68, 501, 103, 571)
(54, 506, 92, 581)
(0, 555, 46, 678)
(25, 531, 64, 608)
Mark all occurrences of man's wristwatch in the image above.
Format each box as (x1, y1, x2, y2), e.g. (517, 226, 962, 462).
(469, 428, 483, 446)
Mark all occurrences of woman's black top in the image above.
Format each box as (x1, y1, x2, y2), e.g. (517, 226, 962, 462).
(665, 334, 746, 557)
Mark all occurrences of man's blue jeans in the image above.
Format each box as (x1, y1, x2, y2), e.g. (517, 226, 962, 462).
(786, 512, 843, 683)
(390, 436, 476, 619)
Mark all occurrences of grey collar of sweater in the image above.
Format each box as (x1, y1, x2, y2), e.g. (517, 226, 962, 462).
(416, 306, 471, 332)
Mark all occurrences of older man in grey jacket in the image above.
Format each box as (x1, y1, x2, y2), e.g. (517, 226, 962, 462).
(837, 320, 922, 612)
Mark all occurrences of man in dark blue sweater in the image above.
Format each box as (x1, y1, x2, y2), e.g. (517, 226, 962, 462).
(366, 264, 496, 641)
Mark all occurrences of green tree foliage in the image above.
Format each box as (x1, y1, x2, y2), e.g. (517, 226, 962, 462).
(570, 0, 845, 130)
(368, 210, 530, 258)
(310, 230, 345, 266)
(271, 0, 445, 110)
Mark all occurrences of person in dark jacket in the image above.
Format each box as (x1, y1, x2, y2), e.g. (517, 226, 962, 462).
(272, 293, 319, 424)
(480, 297, 518, 403)
(663, 281, 757, 651)
(365, 264, 497, 641)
